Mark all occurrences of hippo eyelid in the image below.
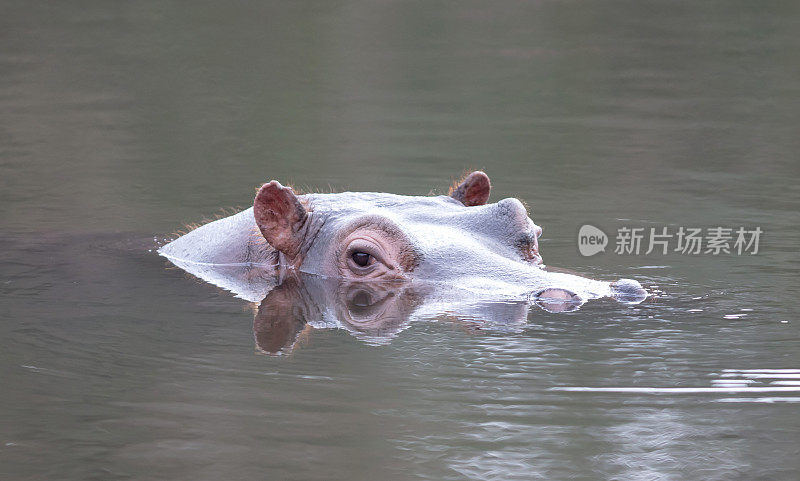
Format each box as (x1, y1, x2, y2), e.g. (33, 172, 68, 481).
(334, 215, 421, 272)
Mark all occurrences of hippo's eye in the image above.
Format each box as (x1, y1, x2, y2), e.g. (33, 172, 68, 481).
(340, 229, 410, 279)
(351, 251, 372, 267)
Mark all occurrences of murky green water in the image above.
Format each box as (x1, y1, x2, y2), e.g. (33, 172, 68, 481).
(2, 1, 800, 479)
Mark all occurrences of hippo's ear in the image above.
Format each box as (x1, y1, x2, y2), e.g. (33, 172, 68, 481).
(449, 171, 491, 206)
(254, 181, 308, 259)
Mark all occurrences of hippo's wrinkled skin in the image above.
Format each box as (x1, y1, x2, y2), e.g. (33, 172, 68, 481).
(159, 172, 647, 322)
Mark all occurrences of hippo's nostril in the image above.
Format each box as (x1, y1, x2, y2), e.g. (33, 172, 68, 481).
(534, 288, 583, 313)
(611, 279, 648, 304)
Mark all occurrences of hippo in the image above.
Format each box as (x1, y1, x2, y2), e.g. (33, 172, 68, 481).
(159, 171, 647, 350)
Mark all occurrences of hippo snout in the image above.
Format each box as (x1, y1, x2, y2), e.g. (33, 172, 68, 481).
(534, 288, 583, 313)
(610, 278, 648, 304)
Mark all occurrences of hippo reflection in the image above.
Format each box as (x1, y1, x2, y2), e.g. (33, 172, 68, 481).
(159, 171, 647, 310)
(254, 270, 537, 354)
(253, 275, 425, 354)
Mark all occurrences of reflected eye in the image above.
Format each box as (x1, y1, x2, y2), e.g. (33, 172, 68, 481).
(350, 289, 373, 308)
(351, 251, 372, 267)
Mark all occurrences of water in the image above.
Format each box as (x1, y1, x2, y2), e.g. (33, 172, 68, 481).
(2, 1, 799, 479)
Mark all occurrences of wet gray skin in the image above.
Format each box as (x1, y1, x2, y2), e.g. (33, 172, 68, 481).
(158, 171, 648, 314)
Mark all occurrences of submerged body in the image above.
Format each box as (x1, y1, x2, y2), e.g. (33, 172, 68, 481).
(159, 171, 646, 312)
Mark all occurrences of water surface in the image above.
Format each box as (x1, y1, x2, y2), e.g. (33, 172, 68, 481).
(2, 1, 799, 480)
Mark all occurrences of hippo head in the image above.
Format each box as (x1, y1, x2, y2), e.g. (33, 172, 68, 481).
(157, 171, 648, 353)
(159, 171, 646, 311)
(254, 171, 549, 293)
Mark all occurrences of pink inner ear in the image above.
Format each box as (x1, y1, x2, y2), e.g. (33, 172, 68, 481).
(451, 171, 491, 206)
(253, 180, 308, 259)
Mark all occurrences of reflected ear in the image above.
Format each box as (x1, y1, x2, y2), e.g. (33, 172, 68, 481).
(254, 180, 308, 259)
(450, 171, 491, 206)
(253, 277, 315, 355)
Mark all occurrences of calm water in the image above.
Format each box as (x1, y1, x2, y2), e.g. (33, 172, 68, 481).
(2, 1, 800, 479)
